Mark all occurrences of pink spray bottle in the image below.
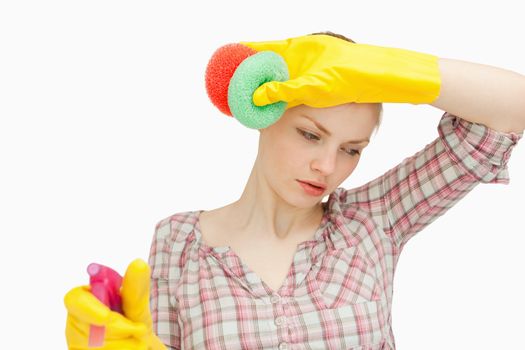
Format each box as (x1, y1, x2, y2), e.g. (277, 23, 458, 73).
(87, 263, 123, 347)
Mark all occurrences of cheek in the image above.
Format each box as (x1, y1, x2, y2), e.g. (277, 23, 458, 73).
(279, 142, 302, 168)
(268, 138, 305, 173)
(336, 159, 359, 182)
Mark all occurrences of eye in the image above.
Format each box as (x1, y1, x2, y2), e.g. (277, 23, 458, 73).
(297, 129, 320, 141)
(297, 129, 361, 157)
(344, 148, 361, 156)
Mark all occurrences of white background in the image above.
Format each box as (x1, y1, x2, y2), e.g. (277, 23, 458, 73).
(1, 1, 524, 348)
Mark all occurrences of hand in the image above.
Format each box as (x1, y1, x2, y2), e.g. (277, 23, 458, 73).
(64, 259, 166, 350)
(240, 34, 441, 107)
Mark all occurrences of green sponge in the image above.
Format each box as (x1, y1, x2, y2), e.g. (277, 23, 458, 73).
(227, 51, 289, 129)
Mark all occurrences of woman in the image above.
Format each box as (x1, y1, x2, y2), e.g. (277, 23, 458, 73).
(64, 31, 525, 349)
(195, 102, 380, 293)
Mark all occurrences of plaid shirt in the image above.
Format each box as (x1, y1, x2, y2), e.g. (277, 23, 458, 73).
(148, 112, 522, 350)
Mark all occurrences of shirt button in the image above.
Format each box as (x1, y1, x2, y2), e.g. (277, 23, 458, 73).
(271, 294, 281, 304)
(278, 342, 289, 350)
(274, 316, 286, 326)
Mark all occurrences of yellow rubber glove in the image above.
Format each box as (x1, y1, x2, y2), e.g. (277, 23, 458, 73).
(240, 34, 441, 108)
(64, 259, 166, 350)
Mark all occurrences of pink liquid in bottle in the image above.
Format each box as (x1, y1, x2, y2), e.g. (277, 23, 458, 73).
(87, 263, 123, 347)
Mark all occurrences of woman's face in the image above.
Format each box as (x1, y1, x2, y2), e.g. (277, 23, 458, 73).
(256, 103, 380, 207)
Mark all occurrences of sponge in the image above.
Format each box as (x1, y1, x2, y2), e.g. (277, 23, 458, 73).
(205, 43, 256, 117)
(205, 43, 289, 129)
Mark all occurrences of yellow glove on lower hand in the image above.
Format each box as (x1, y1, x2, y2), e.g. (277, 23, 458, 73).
(121, 259, 167, 350)
(64, 259, 166, 350)
(240, 34, 441, 107)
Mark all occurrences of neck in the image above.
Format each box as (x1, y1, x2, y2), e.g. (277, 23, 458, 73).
(229, 163, 325, 242)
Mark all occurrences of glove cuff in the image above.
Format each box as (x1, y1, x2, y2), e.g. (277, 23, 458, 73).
(365, 44, 441, 104)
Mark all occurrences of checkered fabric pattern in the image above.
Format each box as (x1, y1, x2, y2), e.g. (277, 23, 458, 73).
(148, 112, 522, 349)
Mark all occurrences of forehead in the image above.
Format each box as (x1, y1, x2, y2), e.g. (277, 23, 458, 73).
(286, 104, 379, 138)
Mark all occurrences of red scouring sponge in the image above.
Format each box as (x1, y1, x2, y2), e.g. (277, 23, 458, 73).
(205, 43, 257, 117)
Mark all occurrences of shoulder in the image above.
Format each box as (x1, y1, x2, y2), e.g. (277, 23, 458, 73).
(153, 210, 200, 244)
(148, 210, 201, 278)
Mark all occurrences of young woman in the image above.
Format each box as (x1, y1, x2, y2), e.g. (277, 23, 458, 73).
(64, 31, 525, 350)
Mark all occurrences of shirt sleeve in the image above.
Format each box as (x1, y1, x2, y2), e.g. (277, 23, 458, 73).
(339, 111, 522, 254)
(148, 218, 181, 350)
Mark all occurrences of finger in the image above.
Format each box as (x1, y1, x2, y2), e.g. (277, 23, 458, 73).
(67, 304, 147, 337)
(65, 286, 148, 336)
(66, 314, 147, 350)
(64, 286, 111, 325)
(104, 311, 148, 337)
(253, 80, 300, 106)
(121, 258, 152, 324)
(252, 81, 281, 106)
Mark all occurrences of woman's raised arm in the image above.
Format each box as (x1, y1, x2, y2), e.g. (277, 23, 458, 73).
(431, 57, 525, 134)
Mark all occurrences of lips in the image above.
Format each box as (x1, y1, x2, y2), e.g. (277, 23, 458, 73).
(298, 180, 327, 190)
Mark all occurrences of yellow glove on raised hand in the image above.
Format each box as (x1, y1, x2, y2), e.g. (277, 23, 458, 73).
(64, 259, 166, 350)
(240, 34, 441, 108)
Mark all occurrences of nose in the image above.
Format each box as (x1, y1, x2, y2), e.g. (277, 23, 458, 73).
(311, 148, 337, 176)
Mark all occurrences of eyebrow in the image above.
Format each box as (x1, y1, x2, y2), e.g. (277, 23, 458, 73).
(299, 114, 370, 144)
